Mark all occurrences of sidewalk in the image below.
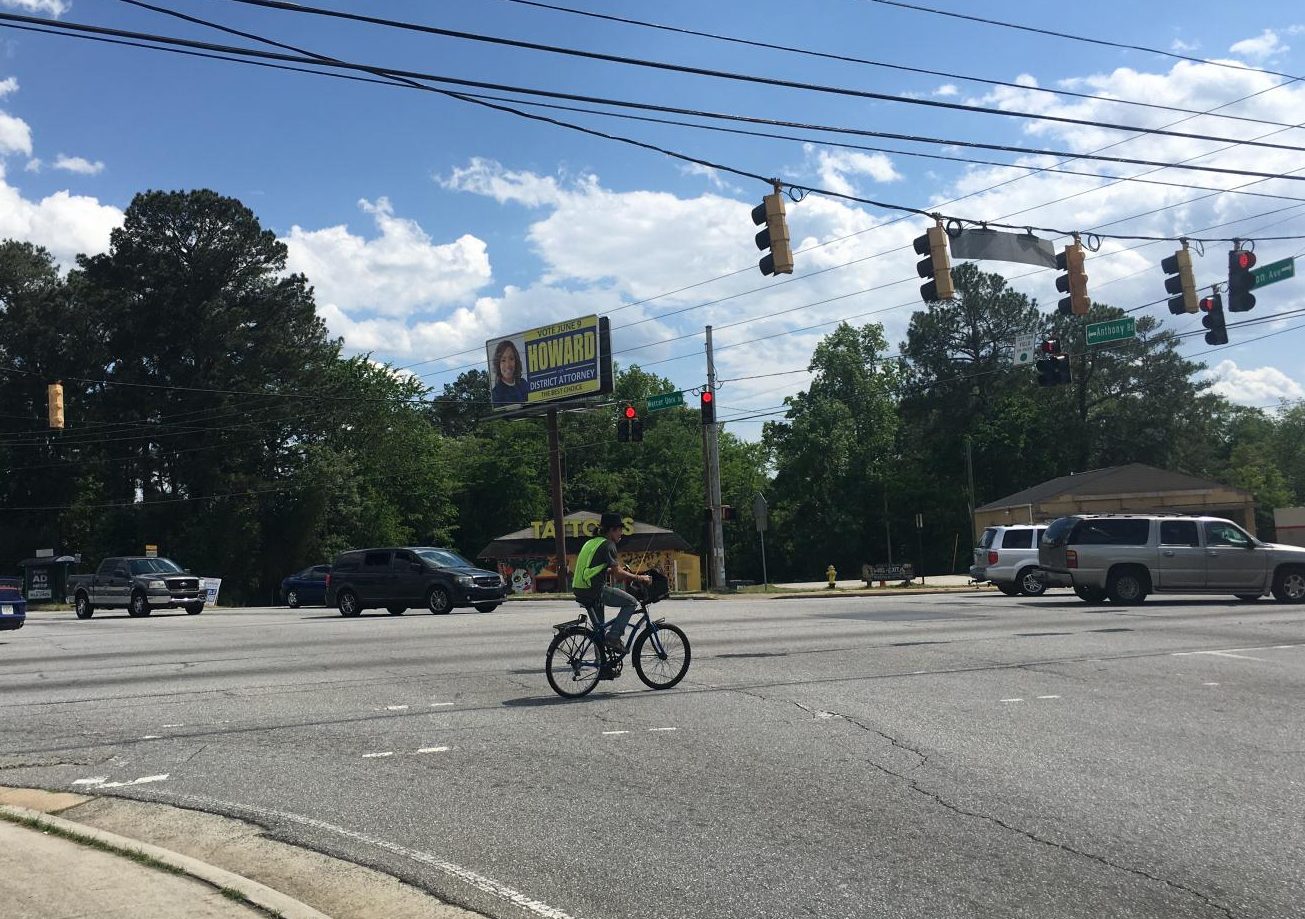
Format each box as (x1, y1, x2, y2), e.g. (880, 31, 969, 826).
(0, 787, 484, 919)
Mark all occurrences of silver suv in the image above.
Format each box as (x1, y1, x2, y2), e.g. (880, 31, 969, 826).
(1039, 514, 1305, 605)
(971, 525, 1070, 596)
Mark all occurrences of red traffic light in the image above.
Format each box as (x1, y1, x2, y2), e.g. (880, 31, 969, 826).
(701, 391, 713, 404)
(1234, 250, 1256, 271)
(1200, 297, 1216, 312)
(623, 405, 637, 419)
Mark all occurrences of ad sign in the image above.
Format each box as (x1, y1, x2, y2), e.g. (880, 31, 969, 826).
(487, 315, 612, 412)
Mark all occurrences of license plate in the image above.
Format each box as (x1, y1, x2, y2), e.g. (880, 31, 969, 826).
(1, 605, 12, 615)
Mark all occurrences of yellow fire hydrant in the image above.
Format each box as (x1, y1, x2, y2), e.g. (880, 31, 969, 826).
(826, 564, 837, 589)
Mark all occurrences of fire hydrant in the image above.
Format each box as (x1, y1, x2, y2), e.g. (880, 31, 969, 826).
(826, 564, 837, 589)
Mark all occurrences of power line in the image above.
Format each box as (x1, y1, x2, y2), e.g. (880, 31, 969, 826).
(217, 0, 1305, 155)
(487, 0, 1299, 130)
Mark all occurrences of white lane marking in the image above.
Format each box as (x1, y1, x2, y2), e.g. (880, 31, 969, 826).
(601, 730, 630, 735)
(1204, 682, 1220, 686)
(1036, 695, 1061, 700)
(417, 746, 450, 754)
(429, 702, 455, 707)
(815, 711, 838, 719)
(648, 727, 678, 732)
(72, 777, 108, 786)
(1000, 698, 1024, 703)
(177, 793, 588, 919)
(161, 723, 184, 728)
(362, 752, 394, 758)
(1173, 644, 1303, 661)
(385, 705, 409, 711)
(98, 774, 169, 789)
(141, 735, 161, 739)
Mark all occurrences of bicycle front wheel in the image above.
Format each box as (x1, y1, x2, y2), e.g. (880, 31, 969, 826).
(546, 628, 603, 698)
(632, 623, 691, 690)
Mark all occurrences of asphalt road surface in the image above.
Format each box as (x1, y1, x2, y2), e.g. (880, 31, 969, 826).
(2, 591, 1302, 919)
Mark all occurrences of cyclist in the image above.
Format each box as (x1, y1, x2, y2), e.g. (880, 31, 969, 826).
(572, 512, 651, 653)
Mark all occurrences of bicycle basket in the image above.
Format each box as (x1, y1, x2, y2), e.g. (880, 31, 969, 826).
(633, 569, 670, 605)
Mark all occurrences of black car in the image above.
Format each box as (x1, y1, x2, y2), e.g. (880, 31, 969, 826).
(280, 564, 331, 608)
(324, 547, 507, 617)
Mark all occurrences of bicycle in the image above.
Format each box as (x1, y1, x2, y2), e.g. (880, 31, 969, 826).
(545, 573, 691, 699)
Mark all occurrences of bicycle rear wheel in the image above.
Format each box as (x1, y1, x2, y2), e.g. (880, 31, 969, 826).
(632, 623, 691, 690)
(546, 628, 603, 698)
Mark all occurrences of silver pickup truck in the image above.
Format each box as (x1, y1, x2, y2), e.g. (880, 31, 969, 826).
(1039, 514, 1305, 605)
(67, 557, 205, 619)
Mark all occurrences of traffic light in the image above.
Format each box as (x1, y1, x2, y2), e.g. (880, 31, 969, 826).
(751, 190, 793, 276)
(1034, 340, 1071, 387)
(1227, 248, 1257, 313)
(1161, 247, 1198, 315)
(700, 389, 716, 425)
(1201, 294, 1228, 345)
(617, 404, 635, 442)
(47, 381, 64, 429)
(1055, 242, 1090, 316)
(913, 224, 954, 302)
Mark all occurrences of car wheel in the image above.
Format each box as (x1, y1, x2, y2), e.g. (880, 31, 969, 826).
(1234, 594, 1261, 602)
(286, 589, 300, 609)
(337, 590, 361, 618)
(185, 603, 204, 615)
(387, 607, 406, 616)
(1271, 567, 1305, 603)
(1018, 568, 1048, 597)
(426, 586, 452, 615)
(128, 592, 151, 617)
(474, 603, 501, 613)
(75, 594, 94, 619)
(1074, 584, 1108, 604)
(996, 583, 1021, 596)
(1106, 567, 1150, 605)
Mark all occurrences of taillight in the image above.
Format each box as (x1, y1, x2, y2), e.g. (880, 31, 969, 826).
(1065, 550, 1077, 569)
(325, 573, 332, 588)
(987, 551, 999, 565)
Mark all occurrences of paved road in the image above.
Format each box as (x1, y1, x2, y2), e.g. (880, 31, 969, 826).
(2, 593, 1302, 919)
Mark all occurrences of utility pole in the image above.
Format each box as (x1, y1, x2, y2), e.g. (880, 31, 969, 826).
(547, 408, 568, 592)
(704, 326, 726, 589)
(964, 435, 977, 541)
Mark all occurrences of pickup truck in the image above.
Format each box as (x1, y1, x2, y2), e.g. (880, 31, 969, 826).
(67, 557, 205, 619)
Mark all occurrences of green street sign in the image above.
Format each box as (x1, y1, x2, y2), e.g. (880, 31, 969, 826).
(1085, 317, 1137, 347)
(1252, 256, 1295, 289)
(646, 391, 685, 412)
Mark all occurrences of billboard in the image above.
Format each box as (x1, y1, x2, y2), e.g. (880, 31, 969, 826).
(486, 315, 612, 412)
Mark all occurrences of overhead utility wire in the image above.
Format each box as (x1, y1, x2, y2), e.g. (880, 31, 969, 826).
(488, 0, 1298, 130)
(16, 13, 1305, 189)
(864, 0, 1305, 84)
(218, 0, 1305, 155)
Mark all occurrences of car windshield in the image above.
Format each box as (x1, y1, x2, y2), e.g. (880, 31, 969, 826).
(129, 558, 183, 575)
(414, 549, 475, 569)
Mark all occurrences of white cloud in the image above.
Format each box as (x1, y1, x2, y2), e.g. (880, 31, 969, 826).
(0, 163, 122, 264)
(0, 77, 16, 97)
(53, 154, 104, 175)
(806, 146, 902, 196)
(283, 197, 492, 321)
(1170, 38, 1200, 53)
(1229, 29, 1288, 60)
(933, 83, 960, 97)
(23, 157, 39, 172)
(1202, 360, 1304, 404)
(0, 109, 32, 156)
(438, 156, 564, 207)
(0, 1, 68, 15)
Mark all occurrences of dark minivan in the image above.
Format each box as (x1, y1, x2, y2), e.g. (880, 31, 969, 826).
(325, 547, 507, 617)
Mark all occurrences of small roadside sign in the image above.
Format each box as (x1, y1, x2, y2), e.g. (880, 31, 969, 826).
(1086, 317, 1137, 348)
(145, 544, 158, 558)
(646, 391, 685, 412)
(753, 493, 768, 533)
(1011, 333, 1037, 365)
(1252, 256, 1295, 289)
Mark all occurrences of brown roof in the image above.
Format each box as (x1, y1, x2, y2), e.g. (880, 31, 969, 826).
(976, 463, 1250, 512)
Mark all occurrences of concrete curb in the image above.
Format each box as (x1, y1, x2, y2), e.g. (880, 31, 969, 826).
(0, 803, 333, 919)
(765, 586, 990, 600)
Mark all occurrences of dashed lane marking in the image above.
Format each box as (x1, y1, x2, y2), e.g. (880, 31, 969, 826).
(417, 746, 450, 754)
(1000, 698, 1024, 703)
(601, 730, 630, 735)
(362, 752, 394, 759)
(1204, 682, 1220, 686)
(385, 705, 409, 711)
(72, 777, 108, 785)
(75, 774, 170, 789)
(648, 727, 678, 732)
(141, 735, 161, 739)
(430, 702, 455, 707)
(1036, 695, 1061, 700)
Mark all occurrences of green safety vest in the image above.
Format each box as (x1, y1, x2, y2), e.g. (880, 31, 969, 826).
(572, 536, 609, 591)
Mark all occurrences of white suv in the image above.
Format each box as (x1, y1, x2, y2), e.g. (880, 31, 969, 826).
(971, 525, 1070, 596)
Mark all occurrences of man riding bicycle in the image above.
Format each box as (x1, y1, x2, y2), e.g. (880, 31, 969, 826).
(572, 512, 652, 653)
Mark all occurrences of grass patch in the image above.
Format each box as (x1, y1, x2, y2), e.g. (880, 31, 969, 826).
(0, 810, 185, 876)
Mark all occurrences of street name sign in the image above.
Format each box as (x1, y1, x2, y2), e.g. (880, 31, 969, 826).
(1252, 256, 1295, 289)
(1086, 317, 1136, 347)
(647, 391, 685, 412)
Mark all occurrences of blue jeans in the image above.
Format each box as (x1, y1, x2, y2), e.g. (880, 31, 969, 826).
(599, 585, 638, 645)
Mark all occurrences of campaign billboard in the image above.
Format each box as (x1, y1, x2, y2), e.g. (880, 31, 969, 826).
(486, 315, 612, 412)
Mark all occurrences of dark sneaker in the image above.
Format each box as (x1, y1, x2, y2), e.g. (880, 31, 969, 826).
(604, 634, 624, 654)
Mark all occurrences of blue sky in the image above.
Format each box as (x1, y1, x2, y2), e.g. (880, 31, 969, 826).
(4, 0, 1305, 429)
